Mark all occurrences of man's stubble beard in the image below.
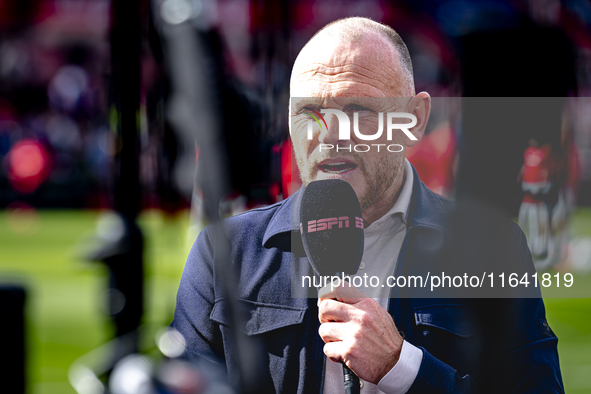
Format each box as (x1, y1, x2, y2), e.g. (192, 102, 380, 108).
(359, 153, 401, 210)
(294, 147, 402, 211)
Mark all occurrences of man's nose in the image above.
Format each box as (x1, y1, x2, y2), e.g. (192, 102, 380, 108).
(318, 113, 343, 145)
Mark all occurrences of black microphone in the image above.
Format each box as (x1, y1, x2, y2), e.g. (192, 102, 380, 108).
(300, 179, 363, 394)
(300, 179, 364, 276)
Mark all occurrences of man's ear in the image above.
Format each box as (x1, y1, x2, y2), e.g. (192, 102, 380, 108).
(406, 92, 431, 147)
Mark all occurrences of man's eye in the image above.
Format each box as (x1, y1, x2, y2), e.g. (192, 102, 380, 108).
(344, 104, 371, 113)
(298, 106, 322, 115)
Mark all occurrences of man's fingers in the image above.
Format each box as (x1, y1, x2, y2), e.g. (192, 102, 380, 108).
(318, 322, 348, 342)
(318, 281, 368, 305)
(323, 341, 347, 364)
(318, 298, 354, 323)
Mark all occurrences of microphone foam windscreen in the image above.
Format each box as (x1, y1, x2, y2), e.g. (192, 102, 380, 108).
(300, 179, 364, 276)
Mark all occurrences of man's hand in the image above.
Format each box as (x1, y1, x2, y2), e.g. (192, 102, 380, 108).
(318, 283, 403, 384)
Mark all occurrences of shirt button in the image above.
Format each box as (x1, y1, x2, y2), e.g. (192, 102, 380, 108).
(359, 261, 366, 270)
(360, 381, 364, 389)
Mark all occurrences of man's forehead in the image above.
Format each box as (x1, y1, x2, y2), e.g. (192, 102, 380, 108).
(290, 31, 405, 98)
(290, 77, 395, 98)
(290, 96, 408, 110)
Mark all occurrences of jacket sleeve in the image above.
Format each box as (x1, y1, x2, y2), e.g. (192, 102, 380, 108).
(407, 348, 473, 393)
(407, 298, 563, 394)
(406, 226, 564, 394)
(171, 227, 224, 363)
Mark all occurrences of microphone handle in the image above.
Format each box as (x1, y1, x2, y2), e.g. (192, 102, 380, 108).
(335, 273, 361, 394)
(343, 363, 360, 394)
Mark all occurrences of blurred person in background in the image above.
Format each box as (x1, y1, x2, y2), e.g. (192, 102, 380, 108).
(518, 134, 573, 271)
(518, 138, 553, 259)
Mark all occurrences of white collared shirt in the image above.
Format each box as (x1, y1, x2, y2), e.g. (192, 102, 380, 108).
(322, 159, 423, 394)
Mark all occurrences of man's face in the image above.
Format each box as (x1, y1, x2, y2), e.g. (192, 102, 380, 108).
(289, 32, 416, 212)
(290, 97, 408, 210)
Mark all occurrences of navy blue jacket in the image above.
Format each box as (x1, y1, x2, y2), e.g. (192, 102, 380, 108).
(173, 170, 564, 393)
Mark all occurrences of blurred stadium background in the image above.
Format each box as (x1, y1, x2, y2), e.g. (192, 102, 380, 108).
(0, 0, 591, 393)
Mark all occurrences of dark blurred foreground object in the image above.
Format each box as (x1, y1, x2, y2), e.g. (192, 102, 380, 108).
(82, 0, 144, 370)
(0, 285, 26, 394)
(149, 22, 272, 204)
(151, 0, 273, 392)
(457, 19, 575, 216)
(450, 18, 576, 275)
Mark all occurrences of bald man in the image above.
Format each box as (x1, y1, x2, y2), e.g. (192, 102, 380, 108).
(173, 17, 563, 394)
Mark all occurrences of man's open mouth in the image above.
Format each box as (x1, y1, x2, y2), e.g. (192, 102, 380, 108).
(319, 161, 358, 174)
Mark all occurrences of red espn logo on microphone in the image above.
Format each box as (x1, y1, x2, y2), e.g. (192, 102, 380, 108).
(306, 216, 363, 232)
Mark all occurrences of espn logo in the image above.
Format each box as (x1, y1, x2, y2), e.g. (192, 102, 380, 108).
(307, 216, 363, 232)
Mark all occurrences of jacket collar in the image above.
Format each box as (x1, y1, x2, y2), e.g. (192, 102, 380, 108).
(262, 183, 305, 255)
(406, 165, 451, 232)
(263, 165, 450, 253)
